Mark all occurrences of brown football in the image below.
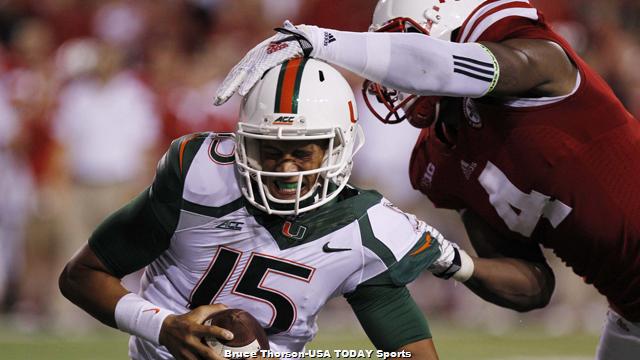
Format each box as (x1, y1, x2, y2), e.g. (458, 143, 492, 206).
(203, 309, 269, 355)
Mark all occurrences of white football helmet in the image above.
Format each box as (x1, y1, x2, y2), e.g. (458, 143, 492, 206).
(370, 0, 484, 41)
(236, 58, 364, 216)
(364, 0, 483, 125)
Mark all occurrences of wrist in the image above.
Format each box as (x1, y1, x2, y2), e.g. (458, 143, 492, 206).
(114, 293, 175, 345)
(298, 25, 327, 59)
(452, 250, 475, 282)
(158, 314, 176, 347)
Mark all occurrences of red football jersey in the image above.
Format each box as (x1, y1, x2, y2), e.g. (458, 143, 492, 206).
(410, 0, 640, 321)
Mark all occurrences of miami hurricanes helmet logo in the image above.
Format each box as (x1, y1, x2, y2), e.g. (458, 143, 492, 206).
(282, 221, 307, 240)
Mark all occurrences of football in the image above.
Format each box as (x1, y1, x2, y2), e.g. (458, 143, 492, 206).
(203, 309, 270, 355)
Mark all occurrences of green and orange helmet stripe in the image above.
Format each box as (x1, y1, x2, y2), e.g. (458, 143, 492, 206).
(274, 57, 309, 114)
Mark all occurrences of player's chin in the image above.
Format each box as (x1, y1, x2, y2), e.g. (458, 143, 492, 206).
(266, 180, 310, 200)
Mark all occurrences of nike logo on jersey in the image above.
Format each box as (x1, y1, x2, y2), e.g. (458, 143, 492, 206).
(216, 220, 244, 231)
(142, 308, 160, 314)
(322, 242, 351, 253)
(411, 232, 433, 256)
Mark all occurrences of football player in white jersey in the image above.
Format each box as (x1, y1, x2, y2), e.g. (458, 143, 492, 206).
(59, 59, 472, 360)
(213, 1, 640, 360)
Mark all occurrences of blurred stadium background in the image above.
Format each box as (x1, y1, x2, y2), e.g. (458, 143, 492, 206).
(0, 0, 638, 359)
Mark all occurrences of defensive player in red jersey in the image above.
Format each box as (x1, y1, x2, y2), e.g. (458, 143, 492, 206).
(214, 1, 640, 358)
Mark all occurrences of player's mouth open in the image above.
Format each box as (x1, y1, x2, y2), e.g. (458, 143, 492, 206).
(271, 180, 307, 199)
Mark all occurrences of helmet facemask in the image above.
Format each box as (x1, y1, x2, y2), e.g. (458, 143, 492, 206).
(362, 79, 417, 124)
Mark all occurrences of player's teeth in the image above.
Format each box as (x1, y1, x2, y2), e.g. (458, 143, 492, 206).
(276, 181, 298, 190)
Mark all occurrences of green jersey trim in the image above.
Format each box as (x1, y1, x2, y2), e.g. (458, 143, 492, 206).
(89, 189, 171, 278)
(386, 231, 442, 286)
(246, 187, 384, 250)
(357, 215, 396, 267)
(151, 133, 207, 232)
(183, 197, 245, 218)
(89, 134, 207, 277)
(346, 284, 431, 350)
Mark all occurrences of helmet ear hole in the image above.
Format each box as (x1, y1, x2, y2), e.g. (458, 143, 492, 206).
(319, 70, 325, 82)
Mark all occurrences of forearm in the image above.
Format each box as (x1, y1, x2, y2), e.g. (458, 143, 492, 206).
(59, 259, 128, 327)
(397, 339, 438, 360)
(309, 29, 498, 97)
(59, 246, 175, 345)
(464, 256, 555, 312)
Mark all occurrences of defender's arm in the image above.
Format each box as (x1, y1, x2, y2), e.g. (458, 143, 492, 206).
(461, 209, 556, 312)
(312, 30, 577, 98)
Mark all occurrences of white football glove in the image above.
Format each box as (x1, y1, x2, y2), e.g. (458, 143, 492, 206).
(214, 20, 323, 106)
(426, 226, 475, 282)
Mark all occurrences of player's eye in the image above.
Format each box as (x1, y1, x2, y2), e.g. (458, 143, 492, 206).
(292, 150, 312, 159)
(262, 148, 282, 159)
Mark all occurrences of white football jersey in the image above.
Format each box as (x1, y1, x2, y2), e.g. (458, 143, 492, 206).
(96, 133, 438, 359)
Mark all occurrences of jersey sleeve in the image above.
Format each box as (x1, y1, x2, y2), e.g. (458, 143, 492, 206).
(345, 283, 430, 351)
(456, 0, 552, 44)
(342, 195, 443, 293)
(89, 133, 207, 277)
(344, 197, 446, 350)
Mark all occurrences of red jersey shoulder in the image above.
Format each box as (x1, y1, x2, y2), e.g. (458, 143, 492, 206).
(456, 0, 545, 43)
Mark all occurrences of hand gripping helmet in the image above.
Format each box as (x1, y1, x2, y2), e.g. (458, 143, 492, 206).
(236, 58, 365, 216)
(363, 0, 483, 125)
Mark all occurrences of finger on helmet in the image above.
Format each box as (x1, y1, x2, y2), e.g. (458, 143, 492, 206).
(238, 73, 261, 97)
(214, 71, 247, 105)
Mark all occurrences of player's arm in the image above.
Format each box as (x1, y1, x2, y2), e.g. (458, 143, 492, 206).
(480, 39, 577, 97)
(344, 197, 443, 358)
(460, 209, 556, 312)
(400, 210, 554, 312)
(346, 283, 438, 360)
(215, 23, 577, 104)
(58, 135, 232, 360)
(311, 30, 577, 98)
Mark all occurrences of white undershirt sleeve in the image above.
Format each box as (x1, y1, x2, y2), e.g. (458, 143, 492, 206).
(306, 28, 500, 98)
